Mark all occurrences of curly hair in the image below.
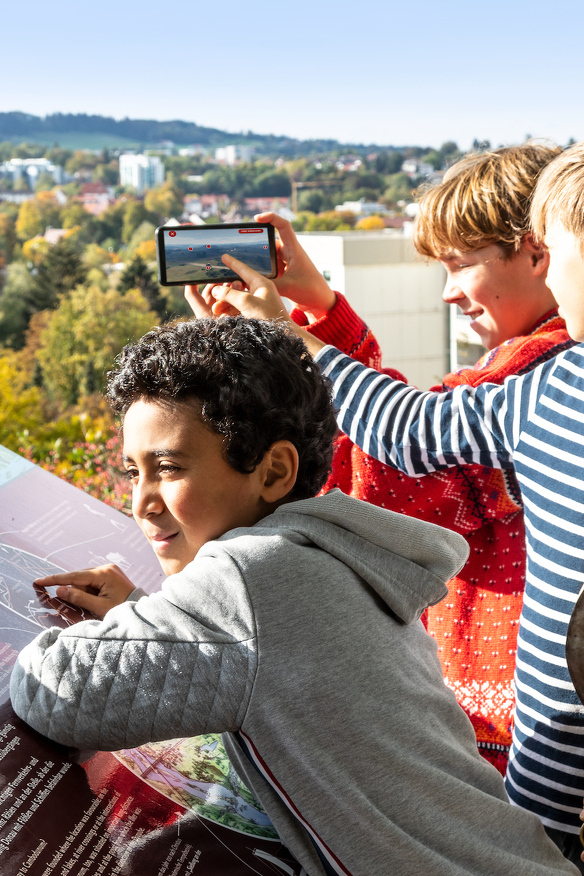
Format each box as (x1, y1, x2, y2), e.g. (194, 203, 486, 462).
(414, 142, 561, 258)
(107, 317, 338, 500)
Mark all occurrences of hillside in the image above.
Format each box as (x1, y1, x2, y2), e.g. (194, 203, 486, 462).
(0, 111, 386, 156)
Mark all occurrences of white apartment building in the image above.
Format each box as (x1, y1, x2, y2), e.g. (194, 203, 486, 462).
(296, 231, 480, 389)
(214, 145, 254, 165)
(119, 154, 165, 193)
(0, 158, 66, 189)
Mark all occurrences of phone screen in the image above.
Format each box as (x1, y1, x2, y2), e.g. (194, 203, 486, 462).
(157, 224, 276, 285)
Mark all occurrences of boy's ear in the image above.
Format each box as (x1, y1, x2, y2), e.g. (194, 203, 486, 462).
(260, 440, 299, 503)
(521, 232, 550, 275)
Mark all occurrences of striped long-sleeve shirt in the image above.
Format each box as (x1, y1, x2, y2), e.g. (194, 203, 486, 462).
(316, 342, 584, 833)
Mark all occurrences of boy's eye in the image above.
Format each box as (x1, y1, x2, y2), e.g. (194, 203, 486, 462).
(122, 468, 138, 481)
(159, 464, 180, 474)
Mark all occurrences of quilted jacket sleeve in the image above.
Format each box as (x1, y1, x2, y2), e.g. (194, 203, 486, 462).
(10, 547, 258, 751)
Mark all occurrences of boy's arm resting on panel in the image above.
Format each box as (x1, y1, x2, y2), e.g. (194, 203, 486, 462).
(10, 546, 257, 751)
(315, 345, 520, 476)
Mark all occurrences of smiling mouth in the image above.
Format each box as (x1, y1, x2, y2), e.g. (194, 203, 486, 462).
(464, 309, 484, 320)
(149, 532, 179, 549)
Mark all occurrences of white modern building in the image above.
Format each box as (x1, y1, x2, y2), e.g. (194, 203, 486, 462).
(119, 154, 165, 193)
(0, 158, 67, 190)
(296, 231, 480, 389)
(214, 145, 254, 165)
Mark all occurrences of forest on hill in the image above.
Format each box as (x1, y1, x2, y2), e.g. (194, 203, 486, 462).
(0, 111, 385, 155)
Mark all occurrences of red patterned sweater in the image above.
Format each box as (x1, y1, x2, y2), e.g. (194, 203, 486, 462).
(293, 294, 573, 775)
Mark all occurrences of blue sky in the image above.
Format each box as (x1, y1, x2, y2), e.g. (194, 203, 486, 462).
(1, 0, 581, 149)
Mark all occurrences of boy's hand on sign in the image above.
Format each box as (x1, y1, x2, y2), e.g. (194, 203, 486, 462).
(34, 564, 136, 620)
(254, 212, 336, 318)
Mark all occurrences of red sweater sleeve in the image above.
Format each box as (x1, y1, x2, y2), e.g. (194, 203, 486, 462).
(291, 293, 407, 382)
(291, 293, 382, 369)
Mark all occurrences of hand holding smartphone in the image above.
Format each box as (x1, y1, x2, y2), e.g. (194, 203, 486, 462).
(155, 222, 277, 286)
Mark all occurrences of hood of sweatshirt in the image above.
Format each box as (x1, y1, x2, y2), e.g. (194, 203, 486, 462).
(258, 488, 469, 625)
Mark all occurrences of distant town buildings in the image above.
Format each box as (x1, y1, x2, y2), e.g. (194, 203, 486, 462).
(401, 159, 435, 178)
(335, 199, 388, 216)
(178, 147, 205, 158)
(0, 158, 68, 190)
(335, 155, 363, 173)
(119, 154, 165, 193)
(214, 145, 254, 165)
(80, 182, 115, 216)
(183, 194, 231, 219)
(244, 197, 290, 213)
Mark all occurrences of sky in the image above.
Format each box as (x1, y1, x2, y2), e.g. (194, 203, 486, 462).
(1, 0, 581, 150)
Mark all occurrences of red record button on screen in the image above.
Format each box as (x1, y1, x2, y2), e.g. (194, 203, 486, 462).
(168, 230, 176, 237)
(239, 228, 263, 233)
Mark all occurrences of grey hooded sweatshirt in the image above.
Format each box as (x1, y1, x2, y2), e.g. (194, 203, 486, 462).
(10, 490, 578, 876)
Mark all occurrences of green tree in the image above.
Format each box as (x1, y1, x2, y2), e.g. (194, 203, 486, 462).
(0, 142, 13, 162)
(82, 243, 112, 269)
(45, 147, 73, 168)
(61, 201, 89, 229)
(118, 254, 165, 317)
(65, 150, 100, 175)
(34, 191, 62, 229)
(37, 284, 158, 407)
(34, 172, 55, 192)
(92, 161, 118, 185)
(94, 200, 126, 248)
(144, 183, 184, 221)
(298, 189, 327, 213)
(30, 238, 88, 313)
(0, 210, 17, 264)
(291, 211, 315, 232)
(122, 200, 156, 244)
(253, 171, 291, 197)
(0, 263, 35, 348)
(383, 173, 414, 207)
(0, 353, 43, 446)
(306, 211, 352, 231)
(127, 221, 157, 256)
(16, 201, 44, 240)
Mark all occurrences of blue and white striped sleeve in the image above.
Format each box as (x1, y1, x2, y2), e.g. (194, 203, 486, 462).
(316, 346, 521, 476)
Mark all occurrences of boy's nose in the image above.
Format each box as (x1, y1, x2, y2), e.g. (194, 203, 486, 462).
(132, 482, 163, 518)
(442, 278, 466, 305)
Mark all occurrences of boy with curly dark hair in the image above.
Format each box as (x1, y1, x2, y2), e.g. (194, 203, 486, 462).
(11, 318, 578, 875)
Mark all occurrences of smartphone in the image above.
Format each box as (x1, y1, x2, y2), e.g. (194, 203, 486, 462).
(155, 222, 277, 286)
